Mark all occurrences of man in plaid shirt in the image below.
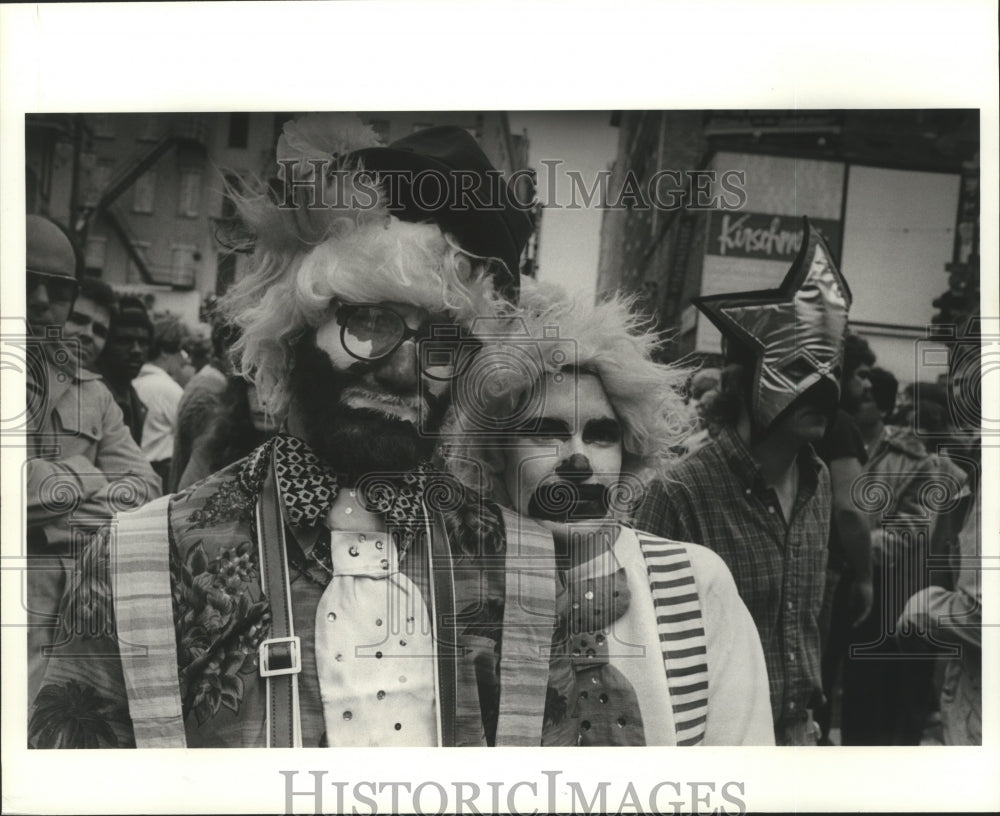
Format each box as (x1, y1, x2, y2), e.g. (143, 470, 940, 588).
(635, 220, 850, 745)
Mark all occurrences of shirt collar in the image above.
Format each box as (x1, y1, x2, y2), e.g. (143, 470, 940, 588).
(254, 433, 434, 558)
(714, 424, 823, 493)
(139, 362, 167, 378)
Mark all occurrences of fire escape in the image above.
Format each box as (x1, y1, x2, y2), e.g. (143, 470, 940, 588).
(73, 115, 208, 288)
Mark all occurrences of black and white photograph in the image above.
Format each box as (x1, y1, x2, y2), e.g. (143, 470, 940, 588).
(2, 2, 997, 814)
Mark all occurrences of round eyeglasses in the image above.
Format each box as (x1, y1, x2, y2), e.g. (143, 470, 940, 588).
(337, 304, 427, 362)
(336, 303, 478, 381)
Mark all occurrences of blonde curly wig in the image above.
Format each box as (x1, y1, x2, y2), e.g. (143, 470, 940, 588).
(442, 279, 694, 504)
(217, 114, 508, 414)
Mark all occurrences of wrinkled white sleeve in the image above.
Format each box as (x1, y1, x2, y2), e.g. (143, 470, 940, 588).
(687, 544, 775, 745)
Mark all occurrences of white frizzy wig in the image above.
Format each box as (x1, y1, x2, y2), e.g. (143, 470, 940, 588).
(442, 279, 695, 502)
(218, 114, 507, 413)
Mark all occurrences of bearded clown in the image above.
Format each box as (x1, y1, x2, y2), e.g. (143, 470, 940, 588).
(29, 114, 575, 750)
(443, 280, 775, 746)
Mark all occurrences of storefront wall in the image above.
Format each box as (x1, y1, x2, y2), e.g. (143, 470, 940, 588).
(694, 151, 961, 386)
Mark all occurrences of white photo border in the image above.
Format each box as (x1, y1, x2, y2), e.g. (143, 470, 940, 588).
(2, 2, 998, 814)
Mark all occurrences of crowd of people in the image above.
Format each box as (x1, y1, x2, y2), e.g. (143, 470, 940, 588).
(23, 114, 982, 749)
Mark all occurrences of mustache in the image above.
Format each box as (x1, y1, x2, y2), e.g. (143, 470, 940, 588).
(290, 336, 452, 477)
(339, 385, 427, 420)
(526, 479, 612, 523)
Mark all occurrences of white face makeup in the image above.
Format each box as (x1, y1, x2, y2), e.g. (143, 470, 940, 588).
(503, 371, 624, 527)
(313, 301, 454, 425)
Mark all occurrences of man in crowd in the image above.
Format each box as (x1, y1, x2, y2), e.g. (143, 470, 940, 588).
(896, 326, 982, 746)
(133, 314, 189, 489)
(23, 215, 160, 702)
(897, 480, 981, 745)
(813, 335, 874, 742)
(29, 115, 571, 749)
(61, 277, 116, 373)
(25, 215, 79, 337)
(98, 296, 154, 445)
(184, 323, 214, 374)
(635, 221, 848, 745)
(168, 318, 230, 491)
(839, 338, 969, 745)
(444, 282, 774, 745)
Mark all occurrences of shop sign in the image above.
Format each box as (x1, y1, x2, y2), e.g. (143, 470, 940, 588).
(706, 211, 840, 261)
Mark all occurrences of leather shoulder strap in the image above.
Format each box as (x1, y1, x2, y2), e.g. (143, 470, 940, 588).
(429, 512, 457, 747)
(256, 460, 302, 748)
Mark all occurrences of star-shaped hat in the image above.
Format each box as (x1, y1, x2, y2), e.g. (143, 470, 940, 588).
(693, 217, 852, 429)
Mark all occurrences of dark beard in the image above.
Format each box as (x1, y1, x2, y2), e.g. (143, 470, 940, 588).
(290, 336, 450, 481)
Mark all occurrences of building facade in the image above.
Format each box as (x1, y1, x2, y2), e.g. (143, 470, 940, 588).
(595, 110, 980, 385)
(26, 111, 538, 324)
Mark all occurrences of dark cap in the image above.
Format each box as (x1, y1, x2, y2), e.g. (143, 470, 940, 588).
(27, 215, 80, 281)
(348, 126, 533, 301)
(112, 296, 154, 338)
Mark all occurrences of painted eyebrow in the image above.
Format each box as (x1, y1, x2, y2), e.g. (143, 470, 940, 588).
(534, 417, 572, 437)
(582, 417, 622, 440)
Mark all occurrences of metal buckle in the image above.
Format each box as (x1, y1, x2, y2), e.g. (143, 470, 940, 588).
(259, 636, 301, 677)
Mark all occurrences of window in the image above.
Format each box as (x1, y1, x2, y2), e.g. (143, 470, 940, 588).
(132, 170, 157, 214)
(228, 113, 250, 148)
(841, 165, 960, 327)
(170, 244, 197, 287)
(412, 122, 434, 133)
(178, 168, 202, 217)
(84, 236, 107, 274)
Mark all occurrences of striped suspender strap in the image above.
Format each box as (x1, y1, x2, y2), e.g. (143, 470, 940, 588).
(113, 496, 187, 748)
(256, 461, 302, 748)
(637, 536, 709, 746)
(494, 508, 557, 746)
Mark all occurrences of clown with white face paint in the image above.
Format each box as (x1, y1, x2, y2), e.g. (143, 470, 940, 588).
(503, 370, 624, 529)
(445, 280, 774, 746)
(31, 115, 574, 750)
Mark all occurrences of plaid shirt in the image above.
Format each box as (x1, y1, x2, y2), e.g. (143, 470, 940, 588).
(634, 425, 831, 727)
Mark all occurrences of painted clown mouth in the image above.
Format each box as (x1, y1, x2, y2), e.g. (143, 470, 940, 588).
(341, 386, 424, 424)
(527, 480, 612, 523)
